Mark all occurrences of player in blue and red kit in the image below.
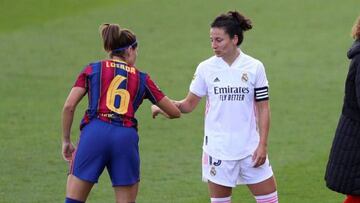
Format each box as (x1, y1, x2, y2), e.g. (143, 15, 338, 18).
(62, 23, 180, 203)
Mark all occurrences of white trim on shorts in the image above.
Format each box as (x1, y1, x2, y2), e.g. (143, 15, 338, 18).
(202, 151, 273, 187)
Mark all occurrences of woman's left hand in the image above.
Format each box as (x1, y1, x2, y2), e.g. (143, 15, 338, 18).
(62, 141, 75, 162)
(252, 144, 267, 168)
(151, 105, 170, 118)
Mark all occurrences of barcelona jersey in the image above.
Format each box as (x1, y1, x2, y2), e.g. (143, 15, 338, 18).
(73, 59, 165, 130)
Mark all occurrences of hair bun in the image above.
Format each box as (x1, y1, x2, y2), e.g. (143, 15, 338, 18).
(228, 11, 252, 31)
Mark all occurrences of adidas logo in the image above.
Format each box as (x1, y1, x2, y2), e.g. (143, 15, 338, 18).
(214, 77, 220, 82)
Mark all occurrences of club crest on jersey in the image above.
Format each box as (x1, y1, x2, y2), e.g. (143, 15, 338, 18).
(213, 77, 220, 82)
(210, 166, 216, 176)
(241, 73, 248, 82)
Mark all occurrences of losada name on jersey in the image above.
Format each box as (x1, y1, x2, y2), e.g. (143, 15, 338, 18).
(106, 61, 136, 74)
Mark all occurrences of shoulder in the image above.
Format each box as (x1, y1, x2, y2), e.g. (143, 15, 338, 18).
(241, 52, 264, 67)
(136, 69, 148, 78)
(200, 55, 218, 65)
(82, 60, 102, 72)
(136, 69, 155, 83)
(353, 54, 360, 65)
(78, 61, 100, 74)
(88, 60, 103, 67)
(197, 55, 220, 71)
(239, 52, 266, 76)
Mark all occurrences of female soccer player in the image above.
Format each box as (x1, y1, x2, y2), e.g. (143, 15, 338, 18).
(62, 23, 180, 203)
(325, 15, 360, 203)
(153, 11, 278, 203)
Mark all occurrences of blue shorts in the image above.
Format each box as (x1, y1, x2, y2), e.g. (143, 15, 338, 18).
(70, 119, 140, 186)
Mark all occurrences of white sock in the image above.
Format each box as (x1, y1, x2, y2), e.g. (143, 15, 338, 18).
(210, 196, 231, 203)
(255, 191, 278, 203)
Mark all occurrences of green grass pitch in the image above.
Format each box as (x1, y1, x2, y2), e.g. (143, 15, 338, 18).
(0, 0, 359, 202)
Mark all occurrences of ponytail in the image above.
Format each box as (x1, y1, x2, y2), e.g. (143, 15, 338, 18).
(99, 23, 137, 57)
(228, 11, 252, 31)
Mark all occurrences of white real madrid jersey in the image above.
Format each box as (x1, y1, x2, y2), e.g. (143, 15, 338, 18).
(190, 51, 269, 160)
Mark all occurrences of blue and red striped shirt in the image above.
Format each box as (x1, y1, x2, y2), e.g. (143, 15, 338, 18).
(73, 59, 165, 130)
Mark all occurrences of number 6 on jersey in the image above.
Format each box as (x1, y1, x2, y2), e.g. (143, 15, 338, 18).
(106, 75, 130, 114)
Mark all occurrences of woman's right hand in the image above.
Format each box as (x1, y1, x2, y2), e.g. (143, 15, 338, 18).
(62, 141, 75, 162)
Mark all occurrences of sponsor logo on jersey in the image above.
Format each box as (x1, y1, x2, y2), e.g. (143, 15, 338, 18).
(214, 86, 250, 101)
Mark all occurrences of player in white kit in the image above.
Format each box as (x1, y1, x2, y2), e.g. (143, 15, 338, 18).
(152, 11, 278, 203)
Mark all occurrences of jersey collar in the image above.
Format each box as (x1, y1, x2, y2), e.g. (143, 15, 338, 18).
(217, 49, 243, 68)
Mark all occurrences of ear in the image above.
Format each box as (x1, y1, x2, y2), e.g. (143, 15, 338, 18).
(125, 47, 132, 56)
(232, 35, 239, 45)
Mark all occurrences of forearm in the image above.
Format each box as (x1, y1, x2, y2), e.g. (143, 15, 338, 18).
(62, 106, 75, 142)
(174, 100, 193, 113)
(258, 106, 270, 147)
(61, 87, 86, 143)
(174, 97, 200, 113)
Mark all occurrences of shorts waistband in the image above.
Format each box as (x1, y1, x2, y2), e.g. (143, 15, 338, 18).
(98, 113, 123, 119)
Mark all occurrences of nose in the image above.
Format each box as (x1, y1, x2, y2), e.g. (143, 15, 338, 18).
(211, 41, 217, 49)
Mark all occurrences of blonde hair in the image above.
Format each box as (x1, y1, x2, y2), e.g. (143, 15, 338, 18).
(352, 16, 360, 39)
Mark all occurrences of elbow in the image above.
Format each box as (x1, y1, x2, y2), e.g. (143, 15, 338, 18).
(63, 102, 76, 113)
(168, 110, 181, 119)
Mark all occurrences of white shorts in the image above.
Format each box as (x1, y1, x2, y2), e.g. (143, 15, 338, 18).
(202, 151, 274, 187)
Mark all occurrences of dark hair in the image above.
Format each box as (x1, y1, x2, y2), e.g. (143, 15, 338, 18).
(99, 23, 137, 58)
(211, 11, 252, 46)
(352, 16, 360, 40)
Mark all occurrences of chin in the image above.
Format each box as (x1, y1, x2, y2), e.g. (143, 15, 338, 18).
(214, 52, 222, 57)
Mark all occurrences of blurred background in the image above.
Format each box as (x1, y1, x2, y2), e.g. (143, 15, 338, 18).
(0, 0, 359, 202)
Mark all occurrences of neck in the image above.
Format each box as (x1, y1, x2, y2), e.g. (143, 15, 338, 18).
(222, 48, 240, 66)
(111, 56, 127, 63)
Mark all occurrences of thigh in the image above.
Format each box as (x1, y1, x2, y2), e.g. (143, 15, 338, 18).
(114, 182, 139, 203)
(107, 127, 140, 186)
(71, 119, 110, 183)
(247, 176, 277, 196)
(237, 155, 274, 185)
(237, 156, 276, 196)
(66, 175, 94, 202)
(208, 180, 232, 198)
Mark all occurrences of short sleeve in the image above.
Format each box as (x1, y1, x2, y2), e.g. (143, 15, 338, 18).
(189, 64, 207, 97)
(254, 62, 269, 101)
(144, 74, 165, 104)
(73, 65, 92, 90)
